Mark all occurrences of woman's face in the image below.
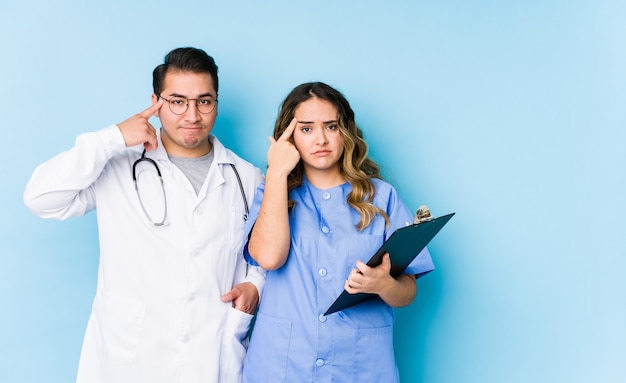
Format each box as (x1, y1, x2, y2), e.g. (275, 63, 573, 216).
(292, 97, 344, 181)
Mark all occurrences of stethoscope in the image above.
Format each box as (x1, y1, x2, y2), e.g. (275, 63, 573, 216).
(132, 149, 249, 226)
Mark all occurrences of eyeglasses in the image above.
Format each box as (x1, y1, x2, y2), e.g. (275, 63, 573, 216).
(157, 93, 217, 115)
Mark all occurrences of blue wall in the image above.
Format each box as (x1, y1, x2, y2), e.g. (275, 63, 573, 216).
(2, 1, 625, 382)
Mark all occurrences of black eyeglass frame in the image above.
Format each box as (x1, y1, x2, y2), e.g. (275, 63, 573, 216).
(156, 93, 218, 115)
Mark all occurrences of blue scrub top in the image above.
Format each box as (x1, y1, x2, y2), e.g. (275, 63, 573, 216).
(243, 178, 434, 382)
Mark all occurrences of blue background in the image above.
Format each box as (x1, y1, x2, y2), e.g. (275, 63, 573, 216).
(2, 1, 625, 382)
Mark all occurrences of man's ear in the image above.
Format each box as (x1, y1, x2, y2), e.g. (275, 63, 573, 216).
(152, 94, 160, 117)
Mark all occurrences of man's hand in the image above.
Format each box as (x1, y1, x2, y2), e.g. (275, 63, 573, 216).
(221, 282, 260, 315)
(117, 99, 164, 152)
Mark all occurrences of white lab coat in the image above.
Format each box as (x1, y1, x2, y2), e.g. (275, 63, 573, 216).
(24, 125, 265, 383)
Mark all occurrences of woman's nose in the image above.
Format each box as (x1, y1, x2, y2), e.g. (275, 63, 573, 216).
(316, 129, 328, 144)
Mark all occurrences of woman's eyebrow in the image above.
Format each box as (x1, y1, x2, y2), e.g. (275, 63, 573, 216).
(296, 119, 338, 124)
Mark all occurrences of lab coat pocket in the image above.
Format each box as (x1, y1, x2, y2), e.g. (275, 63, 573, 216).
(92, 290, 146, 364)
(220, 306, 254, 378)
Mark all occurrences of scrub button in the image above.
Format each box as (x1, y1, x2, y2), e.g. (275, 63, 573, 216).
(321, 226, 329, 234)
(318, 314, 327, 322)
(318, 268, 327, 277)
(315, 358, 325, 366)
(323, 192, 331, 200)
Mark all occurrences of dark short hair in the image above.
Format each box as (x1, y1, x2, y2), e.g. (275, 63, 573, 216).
(152, 47, 219, 95)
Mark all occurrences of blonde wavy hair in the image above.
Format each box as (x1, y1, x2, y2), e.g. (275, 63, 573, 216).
(273, 82, 389, 231)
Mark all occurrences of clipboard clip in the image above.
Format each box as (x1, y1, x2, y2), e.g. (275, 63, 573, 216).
(413, 205, 433, 224)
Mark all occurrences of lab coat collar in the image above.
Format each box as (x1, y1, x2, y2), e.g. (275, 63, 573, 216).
(206, 135, 237, 193)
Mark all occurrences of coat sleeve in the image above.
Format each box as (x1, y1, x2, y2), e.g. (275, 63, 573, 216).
(23, 125, 127, 220)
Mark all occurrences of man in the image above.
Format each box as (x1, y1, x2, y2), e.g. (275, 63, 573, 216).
(24, 47, 264, 383)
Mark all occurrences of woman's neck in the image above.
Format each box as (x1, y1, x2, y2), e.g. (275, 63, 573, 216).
(304, 168, 346, 190)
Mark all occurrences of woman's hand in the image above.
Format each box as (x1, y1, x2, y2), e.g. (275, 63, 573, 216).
(267, 118, 300, 179)
(344, 253, 417, 308)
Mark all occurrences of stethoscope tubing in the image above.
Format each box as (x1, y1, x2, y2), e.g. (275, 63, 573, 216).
(132, 149, 249, 226)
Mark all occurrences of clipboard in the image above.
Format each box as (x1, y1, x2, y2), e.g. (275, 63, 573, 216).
(324, 212, 455, 316)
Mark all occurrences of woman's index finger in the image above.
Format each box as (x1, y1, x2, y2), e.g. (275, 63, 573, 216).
(278, 118, 298, 141)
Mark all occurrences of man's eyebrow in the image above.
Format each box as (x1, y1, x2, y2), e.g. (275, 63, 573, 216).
(167, 92, 216, 99)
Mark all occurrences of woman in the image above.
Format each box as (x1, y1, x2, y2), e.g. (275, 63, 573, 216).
(242, 82, 434, 382)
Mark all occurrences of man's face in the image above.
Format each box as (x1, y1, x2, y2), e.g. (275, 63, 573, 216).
(153, 70, 218, 157)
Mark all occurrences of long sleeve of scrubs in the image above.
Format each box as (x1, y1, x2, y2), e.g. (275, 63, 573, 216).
(242, 178, 434, 383)
(24, 125, 265, 383)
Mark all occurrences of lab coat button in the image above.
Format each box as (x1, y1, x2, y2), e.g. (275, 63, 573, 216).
(182, 335, 190, 343)
(315, 358, 325, 366)
(318, 268, 327, 277)
(321, 226, 329, 234)
(188, 294, 195, 302)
